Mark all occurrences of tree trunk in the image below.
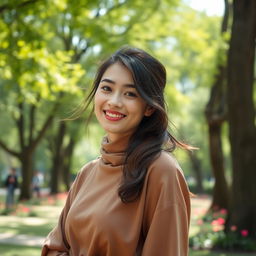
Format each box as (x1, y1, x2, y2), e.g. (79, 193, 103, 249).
(187, 151, 204, 193)
(19, 150, 33, 200)
(208, 124, 229, 210)
(62, 137, 75, 191)
(204, 0, 230, 211)
(50, 122, 66, 194)
(226, 0, 256, 238)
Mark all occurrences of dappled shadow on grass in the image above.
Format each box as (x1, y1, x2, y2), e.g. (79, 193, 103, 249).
(0, 192, 66, 218)
(0, 244, 41, 256)
(0, 204, 62, 238)
(0, 233, 44, 246)
(190, 250, 220, 256)
(0, 193, 66, 242)
(189, 249, 256, 256)
(0, 193, 65, 251)
(0, 217, 56, 237)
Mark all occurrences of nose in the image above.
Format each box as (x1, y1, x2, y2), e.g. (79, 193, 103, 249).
(108, 92, 123, 108)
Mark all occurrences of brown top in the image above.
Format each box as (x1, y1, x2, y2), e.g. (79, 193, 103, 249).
(41, 136, 191, 256)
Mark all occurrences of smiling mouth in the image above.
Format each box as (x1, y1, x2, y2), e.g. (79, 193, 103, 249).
(104, 110, 126, 121)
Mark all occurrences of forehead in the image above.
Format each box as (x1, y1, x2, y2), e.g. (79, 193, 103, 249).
(101, 63, 134, 84)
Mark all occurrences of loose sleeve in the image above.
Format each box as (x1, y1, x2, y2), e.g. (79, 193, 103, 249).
(142, 153, 191, 256)
(41, 170, 83, 256)
(142, 203, 190, 256)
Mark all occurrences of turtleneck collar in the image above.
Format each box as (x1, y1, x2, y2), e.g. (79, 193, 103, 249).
(100, 135, 130, 167)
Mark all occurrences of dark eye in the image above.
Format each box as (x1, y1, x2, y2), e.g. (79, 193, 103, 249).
(125, 91, 137, 97)
(100, 85, 111, 92)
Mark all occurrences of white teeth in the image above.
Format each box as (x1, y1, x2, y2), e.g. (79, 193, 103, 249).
(105, 111, 123, 118)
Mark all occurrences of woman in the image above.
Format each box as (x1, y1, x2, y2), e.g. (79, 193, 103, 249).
(42, 47, 191, 256)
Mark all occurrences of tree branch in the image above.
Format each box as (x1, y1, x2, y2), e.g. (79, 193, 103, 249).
(95, 0, 159, 37)
(72, 39, 91, 62)
(0, 140, 20, 158)
(0, 0, 41, 14)
(30, 101, 60, 151)
(29, 95, 40, 144)
(29, 104, 36, 144)
(16, 102, 25, 149)
(93, 0, 129, 18)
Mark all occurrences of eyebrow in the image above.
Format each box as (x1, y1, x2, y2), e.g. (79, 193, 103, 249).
(100, 78, 136, 88)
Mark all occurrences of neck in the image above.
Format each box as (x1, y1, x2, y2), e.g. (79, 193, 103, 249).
(107, 132, 133, 143)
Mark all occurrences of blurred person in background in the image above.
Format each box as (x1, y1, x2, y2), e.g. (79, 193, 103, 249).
(5, 167, 18, 209)
(32, 170, 44, 198)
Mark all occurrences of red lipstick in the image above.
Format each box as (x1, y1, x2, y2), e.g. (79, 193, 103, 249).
(104, 110, 126, 121)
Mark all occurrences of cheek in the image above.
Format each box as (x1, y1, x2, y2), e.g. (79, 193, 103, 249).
(134, 102, 147, 115)
(94, 95, 101, 118)
(94, 92, 104, 110)
(128, 103, 147, 121)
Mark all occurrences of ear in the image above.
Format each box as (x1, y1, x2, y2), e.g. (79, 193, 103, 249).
(144, 105, 155, 117)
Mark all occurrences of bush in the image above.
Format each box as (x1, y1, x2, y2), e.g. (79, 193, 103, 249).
(190, 230, 256, 252)
(190, 208, 256, 252)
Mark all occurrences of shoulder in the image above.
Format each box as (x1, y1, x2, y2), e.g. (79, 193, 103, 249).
(79, 158, 99, 174)
(143, 151, 190, 220)
(67, 158, 100, 200)
(70, 158, 100, 190)
(148, 151, 184, 182)
(152, 150, 179, 168)
(76, 158, 99, 180)
(146, 151, 189, 203)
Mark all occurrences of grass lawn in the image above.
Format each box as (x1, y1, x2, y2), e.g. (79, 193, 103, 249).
(0, 215, 56, 237)
(190, 251, 256, 256)
(0, 204, 62, 237)
(0, 244, 41, 256)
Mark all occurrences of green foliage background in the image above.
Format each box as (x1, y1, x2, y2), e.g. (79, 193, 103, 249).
(0, 0, 226, 186)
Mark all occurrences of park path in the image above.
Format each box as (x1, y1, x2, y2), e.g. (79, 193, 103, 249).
(0, 232, 45, 246)
(0, 195, 211, 247)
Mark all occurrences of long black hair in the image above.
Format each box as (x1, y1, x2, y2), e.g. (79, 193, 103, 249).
(84, 46, 189, 203)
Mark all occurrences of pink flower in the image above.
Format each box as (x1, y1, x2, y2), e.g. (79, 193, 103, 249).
(220, 209, 228, 215)
(213, 225, 222, 232)
(56, 193, 68, 200)
(241, 229, 249, 237)
(21, 206, 30, 213)
(217, 217, 225, 225)
(230, 225, 237, 231)
(211, 220, 219, 226)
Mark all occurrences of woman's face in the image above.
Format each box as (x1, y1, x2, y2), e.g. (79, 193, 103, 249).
(94, 62, 153, 142)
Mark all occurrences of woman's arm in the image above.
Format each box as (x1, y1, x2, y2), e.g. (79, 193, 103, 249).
(142, 202, 190, 256)
(41, 207, 70, 255)
(41, 170, 84, 256)
(142, 154, 191, 256)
